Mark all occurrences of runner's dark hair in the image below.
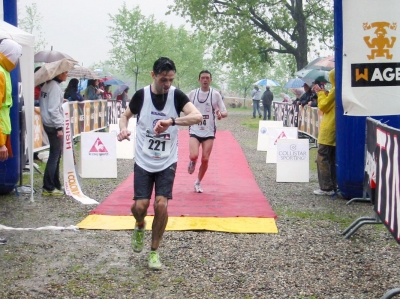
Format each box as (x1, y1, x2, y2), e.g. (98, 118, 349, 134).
(153, 57, 176, 75)
(198, 70, 212, 79)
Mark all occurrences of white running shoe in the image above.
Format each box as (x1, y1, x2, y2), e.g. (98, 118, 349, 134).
(194, 183, 203, 193)
(188, 161, 196, 174)
(313, 189, 335, 196)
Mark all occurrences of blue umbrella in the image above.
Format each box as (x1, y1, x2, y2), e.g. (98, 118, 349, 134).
(103, 78, 125, 86)
(253, 78, 280, 86)
(284, 78, 305, 89)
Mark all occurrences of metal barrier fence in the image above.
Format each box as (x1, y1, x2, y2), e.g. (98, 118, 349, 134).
(33, 100, 125, 152)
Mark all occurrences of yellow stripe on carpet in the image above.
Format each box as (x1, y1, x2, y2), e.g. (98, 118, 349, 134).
(77, 215, 278, 233)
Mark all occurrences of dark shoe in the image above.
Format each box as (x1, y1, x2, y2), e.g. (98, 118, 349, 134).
(0, 238, 7, 245)
(259, 115, 262, 118)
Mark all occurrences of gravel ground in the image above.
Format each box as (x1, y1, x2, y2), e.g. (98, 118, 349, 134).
(0, 108, 399, 299)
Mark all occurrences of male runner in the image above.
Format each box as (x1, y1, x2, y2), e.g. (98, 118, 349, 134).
(187, 70, 228, 193)
(117, 57, 202, 269)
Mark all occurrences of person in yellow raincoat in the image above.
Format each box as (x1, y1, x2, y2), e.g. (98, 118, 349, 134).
(312, 69, 337, 196)
(0, 38, 22, 244)
(0, 38, 22, 163)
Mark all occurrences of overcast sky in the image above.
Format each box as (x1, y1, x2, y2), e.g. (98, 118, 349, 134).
(16, 0, 189, 67)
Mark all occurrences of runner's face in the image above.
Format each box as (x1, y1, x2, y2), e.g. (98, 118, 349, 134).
(199, 73, 212, 90)
(152, 70, 175, 94)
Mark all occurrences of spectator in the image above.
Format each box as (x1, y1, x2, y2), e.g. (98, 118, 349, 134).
(251, 85, 262, 118)
(64, 78, 84, 102)
(34, 66, 43, 107)
(312, 69, 337, 196)
(296, 82, 314, 107)
(86, 79, 103, 100)
(261, 86, 274, 120)
(309, 94, 318, 107)
(103, 85, 112, 100)
(39, 70, 69, 196)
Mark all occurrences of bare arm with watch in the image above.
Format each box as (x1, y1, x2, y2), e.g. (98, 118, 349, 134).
(153, 102, 202, 135)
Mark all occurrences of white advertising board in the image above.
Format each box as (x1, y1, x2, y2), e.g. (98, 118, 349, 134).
(79, 132, 117, 178)
(109, 121, 136, 159)
(276, 139, 309, 182)
(257, 120, 283, 151)
(266, 127, 298, 164)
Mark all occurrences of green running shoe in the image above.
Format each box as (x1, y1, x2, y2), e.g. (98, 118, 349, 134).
(42, 188, 64, 196)
(148, 251, 162, 270)
(132, 221, 146, 253)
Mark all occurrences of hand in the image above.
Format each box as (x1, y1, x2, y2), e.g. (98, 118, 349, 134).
(312, 84, 322, 93)
(57, 130, 63, 138)
(215, 110, 222, 120)
(117, 129, 131, 141)
(0, 145, 8, 162)
(153, 119, 171, 135)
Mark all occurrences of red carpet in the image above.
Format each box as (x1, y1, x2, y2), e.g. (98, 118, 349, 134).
(90, 130, 277, 218)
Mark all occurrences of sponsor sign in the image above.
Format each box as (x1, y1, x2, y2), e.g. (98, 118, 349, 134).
(343, 0, 400, 115)
(276, 139, 309, 182)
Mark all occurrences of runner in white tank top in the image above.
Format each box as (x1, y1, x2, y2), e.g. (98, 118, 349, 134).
(187, 70, 228, 193)
(117, 57, 202, 270)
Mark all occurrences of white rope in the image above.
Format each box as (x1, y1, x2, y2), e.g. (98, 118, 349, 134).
(0, 224, 79, 231)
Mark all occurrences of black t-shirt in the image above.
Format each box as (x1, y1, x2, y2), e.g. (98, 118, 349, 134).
(128, 87, 190, 117)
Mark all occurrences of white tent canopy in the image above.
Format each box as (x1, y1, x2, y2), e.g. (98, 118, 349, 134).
(0, 20, 35, 200)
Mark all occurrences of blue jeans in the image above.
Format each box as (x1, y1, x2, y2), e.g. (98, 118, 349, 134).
(263, 104, 271, 120)
(252, 100, 262, 118)
(43, 125, 63, 191)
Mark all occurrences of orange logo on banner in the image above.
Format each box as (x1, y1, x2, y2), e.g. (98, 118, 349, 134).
(93, 102, 99, 129)
(34, 108, 43, 148)
(73, 102, 79, 135)
(84, 102, 91, 132)
(89, 138, 108, 153)
(363, 21, 397, 60)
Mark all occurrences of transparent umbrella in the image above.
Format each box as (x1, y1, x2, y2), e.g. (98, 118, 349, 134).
(253, 78, 280, 86)
(68, 66, 101, 80)
(295, 69, 330, 86)
(284, 78, 305, 89)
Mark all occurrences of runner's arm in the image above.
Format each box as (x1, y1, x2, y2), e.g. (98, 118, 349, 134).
(117, 107, 134, 141)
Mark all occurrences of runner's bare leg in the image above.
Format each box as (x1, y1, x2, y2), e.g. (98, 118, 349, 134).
(151, 195, 168, 250)
(198, 139, 214, 181)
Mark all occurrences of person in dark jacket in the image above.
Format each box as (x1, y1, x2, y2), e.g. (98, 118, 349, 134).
(296, 83, 314, 107)
(261, 86, 274, 120)
(64, 78, 84, 102)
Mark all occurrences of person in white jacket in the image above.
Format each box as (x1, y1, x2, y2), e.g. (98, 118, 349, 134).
(251, 85, 262, 118)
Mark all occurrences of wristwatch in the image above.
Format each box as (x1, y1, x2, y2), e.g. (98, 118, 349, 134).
(170, 117, 176, 126)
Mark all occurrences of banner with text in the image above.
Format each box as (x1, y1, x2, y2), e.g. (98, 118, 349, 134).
(273, 102, 320, 140)
(342, 0, 400, 115)
(374, 120, 400, 243)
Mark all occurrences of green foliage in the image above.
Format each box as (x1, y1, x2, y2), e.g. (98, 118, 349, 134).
(18, 3, 47, 52)
(169, 0, 334, 70)
(108, 4, 210, 92)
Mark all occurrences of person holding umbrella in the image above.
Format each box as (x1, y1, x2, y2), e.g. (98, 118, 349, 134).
(38, 61, 73, 196)
(261, 86, 274, 120)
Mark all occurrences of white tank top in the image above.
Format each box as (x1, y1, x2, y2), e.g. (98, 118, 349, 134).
(189, 88, 217, 138)
(135, 85, 179, 172)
